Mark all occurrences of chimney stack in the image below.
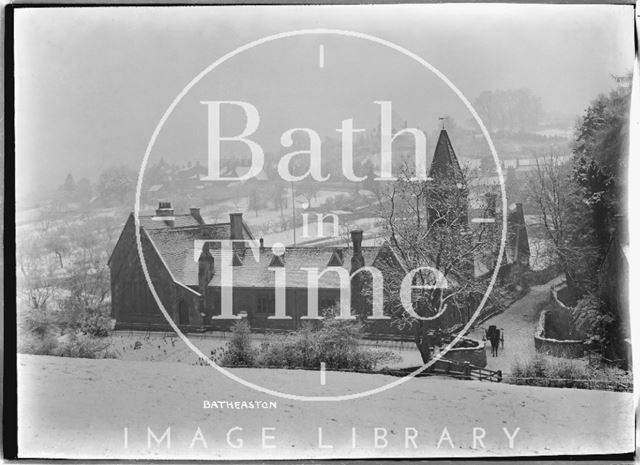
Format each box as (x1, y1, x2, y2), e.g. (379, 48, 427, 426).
(156, 201, 174, 217)
(350, 230, 364, 273)
(351, 229, 363, 254)
(484, 192, 497, 218)
(190, 207, 204, 224)
(230, 213, 243, 241)
(259, 237, 265, 250)
(350, 230, 365, 318)
(198, 242, 215, 292)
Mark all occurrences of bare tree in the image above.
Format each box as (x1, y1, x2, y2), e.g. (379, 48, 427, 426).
(44, 225, 70, 269)
(248, 185, 264, 217)
(298, 183, 317, 209)
(525, 154, 598, 291)
(65, 222, 111, 309)
(374, 163, 499, 363)
(271, 182, 288, 218)
(17, 237, 57, 310)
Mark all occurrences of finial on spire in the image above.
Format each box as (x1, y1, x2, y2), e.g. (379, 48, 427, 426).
(438, 116, 449, 130)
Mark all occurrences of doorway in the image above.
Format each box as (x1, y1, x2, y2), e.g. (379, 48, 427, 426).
(178, 300, 190, 326)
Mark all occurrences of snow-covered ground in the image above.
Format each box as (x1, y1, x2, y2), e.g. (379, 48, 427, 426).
(18, 354, 633, 459)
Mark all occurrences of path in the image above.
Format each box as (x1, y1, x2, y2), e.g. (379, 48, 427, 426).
(468, 275, 565, 374)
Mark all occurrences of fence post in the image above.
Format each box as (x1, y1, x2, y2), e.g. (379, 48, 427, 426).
(463, 361, 471, 379)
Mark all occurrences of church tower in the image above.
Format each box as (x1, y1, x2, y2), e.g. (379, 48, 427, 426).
(426, 128, 469, 228)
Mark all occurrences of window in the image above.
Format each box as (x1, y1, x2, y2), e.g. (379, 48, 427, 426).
(257, 294, 275, 315)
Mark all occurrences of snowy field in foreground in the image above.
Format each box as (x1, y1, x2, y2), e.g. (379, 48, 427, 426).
(17, 354, 634, 459)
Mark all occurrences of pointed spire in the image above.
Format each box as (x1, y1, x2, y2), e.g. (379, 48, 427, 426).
(429, 129, 465, 186)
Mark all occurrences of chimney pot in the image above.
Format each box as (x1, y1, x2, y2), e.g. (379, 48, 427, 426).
(485, 192, 497, 216)
(156, 201, 174, 217)
(259, 237, 265, 250)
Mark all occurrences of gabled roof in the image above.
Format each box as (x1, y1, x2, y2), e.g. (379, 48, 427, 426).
(108, 213, 205, 266)
(197, 246, 392, 289)
(142, 238, 405, 290)
(144, 223, 253, 285)
(269, 254, 285, 267)
(327, 249, 344, 267)
(429, 129, 465, 185)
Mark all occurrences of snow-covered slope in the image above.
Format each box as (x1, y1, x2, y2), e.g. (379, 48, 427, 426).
(17, 354, 634, 459)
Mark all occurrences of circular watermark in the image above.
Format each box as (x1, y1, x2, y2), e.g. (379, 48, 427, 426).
(134, 28, 507, 401)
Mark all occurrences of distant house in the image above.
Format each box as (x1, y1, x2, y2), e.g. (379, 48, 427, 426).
(469, 193, 531, 284)
(108, 204, 251, 331)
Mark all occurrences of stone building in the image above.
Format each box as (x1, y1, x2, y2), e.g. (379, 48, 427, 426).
(108, 205, 407, 333)
(109, 129, 532, 333)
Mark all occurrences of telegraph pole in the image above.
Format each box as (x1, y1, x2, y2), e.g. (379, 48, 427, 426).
(291, 182, 297, 245)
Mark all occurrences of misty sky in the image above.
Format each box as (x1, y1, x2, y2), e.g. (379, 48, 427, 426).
(14, 4, 634, 201)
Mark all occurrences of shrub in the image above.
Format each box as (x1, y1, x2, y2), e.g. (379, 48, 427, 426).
(213, 315, 400, 371)
(219, 320, 258, 367)
(79, 304, 115, 337)
(570, 293, 615, 346)
(256, 329, 315, 367)
(17, 302, 116, 359)
(254, 318, 400, 371)
(52, 332, 116, 359)
(18, 303, 63, 336)
(17, 306, 60, 355)
(17, 332, 59, 356)
(57, 299, 114, 337)
(313, 318, 368, 369)
(508, 355, 631, 391)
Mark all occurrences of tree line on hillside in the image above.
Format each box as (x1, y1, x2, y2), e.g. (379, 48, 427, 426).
(473, 88, 543, 133)
(523, 75, 631, 363)
(52, 87, 561, 212)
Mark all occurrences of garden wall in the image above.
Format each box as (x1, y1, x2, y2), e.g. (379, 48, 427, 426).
(442, 337, 487, 367)
(533, 309, 584, 358)
(548, 282, 577, 339)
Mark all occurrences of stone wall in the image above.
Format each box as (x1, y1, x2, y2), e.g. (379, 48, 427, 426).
(533, 309, 584, 358)
(442, 337, 487, 367)
(548, 283, 577, 339)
